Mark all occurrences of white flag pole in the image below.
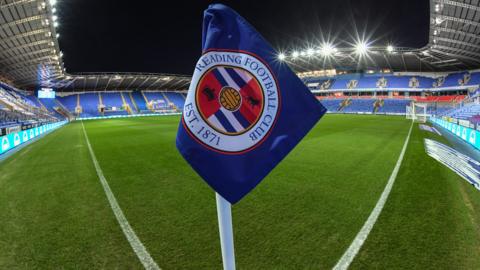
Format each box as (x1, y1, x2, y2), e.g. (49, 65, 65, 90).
(215, 192, 236, 270)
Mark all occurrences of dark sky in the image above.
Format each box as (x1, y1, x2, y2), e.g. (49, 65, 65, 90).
(57, 0, 429, 75)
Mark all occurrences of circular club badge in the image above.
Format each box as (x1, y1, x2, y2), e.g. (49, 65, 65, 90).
(182, 50, 281, 153)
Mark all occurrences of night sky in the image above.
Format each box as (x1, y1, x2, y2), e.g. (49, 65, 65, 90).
(57, 0, 429, 75)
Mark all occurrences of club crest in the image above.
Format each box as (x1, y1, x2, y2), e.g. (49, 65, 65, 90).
(182, 50, 280, 153)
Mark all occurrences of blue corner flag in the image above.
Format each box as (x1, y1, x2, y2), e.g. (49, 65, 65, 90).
(176, 4, 326, 204)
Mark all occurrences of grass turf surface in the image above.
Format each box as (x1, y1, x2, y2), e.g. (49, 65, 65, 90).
(0, 114, 478, 269)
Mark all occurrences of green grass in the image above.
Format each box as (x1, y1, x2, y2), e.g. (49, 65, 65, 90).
(0, 114, 478, 269)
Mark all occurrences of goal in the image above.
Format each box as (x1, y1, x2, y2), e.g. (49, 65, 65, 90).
(406, 102, 428, 123)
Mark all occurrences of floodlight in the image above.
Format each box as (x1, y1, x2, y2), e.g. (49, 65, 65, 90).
(52, 15, 57, 21)
(53, 21, 59, 28)
(387, 45, 394, 52)
(306, 48, 314, 56)
(355, 42, 368, 55)
(56, 33, 60, 38)
(292, 51, 299, 58)
(278, 53, 286, 61)
(49, 0, 57, 6)
(320, 44, 334, 56)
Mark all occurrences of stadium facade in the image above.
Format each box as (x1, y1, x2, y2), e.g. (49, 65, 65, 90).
(0, 0, 479, 144)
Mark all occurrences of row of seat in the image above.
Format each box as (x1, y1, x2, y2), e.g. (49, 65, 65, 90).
(319, 97, 456, 115)
(0, 82, 58, 126)
(304, 71, 480, 90)
(55, 91, 186, 117)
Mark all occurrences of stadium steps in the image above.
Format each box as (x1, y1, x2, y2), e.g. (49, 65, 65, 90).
(36, 97, 48, 111)
(55, 99, 74, 119)
(120, 92, 133, 114)
(34, 96, 48, 111)
(131, 91, 149, 113)
(128, 92, 139, 112)
(162, 92, 178, 111)
(76, 94, 82, 116)
(98, 92, 104, 107)
(338, 98, 351, 111)
(373, 99, 384, 113)
(141, 91, 154, 112)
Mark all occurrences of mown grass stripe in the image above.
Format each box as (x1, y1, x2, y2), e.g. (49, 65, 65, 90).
(333, 120, 414, 270)
(81, 121, 161, 270)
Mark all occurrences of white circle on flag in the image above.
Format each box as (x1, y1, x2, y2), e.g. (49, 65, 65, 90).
(182, 50, 281, 154)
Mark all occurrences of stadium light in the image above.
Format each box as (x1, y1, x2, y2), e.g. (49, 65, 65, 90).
(52, 7, 57, 13)
(300, 51, 307, 56)
(320, 43, 334, 56)
(278, 53, 286, 61)
(49, 0, 57, 6)
(292, 51, 299, 58)
(355, 42, 368, 55)
(306, 48, 314, 57)
(56, 33, 60, 38)
(52, 15, 58, 21)
(387, 45, 394, 53)
(53, 21, 59, 28)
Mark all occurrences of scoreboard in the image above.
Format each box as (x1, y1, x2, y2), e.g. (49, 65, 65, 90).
(38, 88, 56, 99)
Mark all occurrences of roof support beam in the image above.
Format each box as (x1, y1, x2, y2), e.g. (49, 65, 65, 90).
(0, 28, 49, 44)
(0, 0, 37, 9)
(437, 15, 480, 28)
(438, 0, 480, 12)
(0, 15, 44, 31)
(435, 37, 480, 50)
(433, 27, 480, 42)
(431, 47, 480, 62)
(0, 39, 51, 56)
(2, 55, 53, 71)
(145, 77, 163, 90)
(0, 48, 53, 65)
(433, 44, 480, 58)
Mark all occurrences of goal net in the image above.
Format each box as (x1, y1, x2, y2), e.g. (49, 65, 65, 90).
(406, 102, 428, 123)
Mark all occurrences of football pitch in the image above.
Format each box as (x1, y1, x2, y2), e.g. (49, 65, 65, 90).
(0, 114, 479, 269)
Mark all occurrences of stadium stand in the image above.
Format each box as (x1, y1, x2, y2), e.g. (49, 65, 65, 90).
(79, 93, 100, 117)
(131, 91, 149, 113)
(0, 80, 64, 131)
(164, 92, 185, 110)
(101, 92, 128, 115)
(123, 93, 138, 114)
(57, 94, 78, 113)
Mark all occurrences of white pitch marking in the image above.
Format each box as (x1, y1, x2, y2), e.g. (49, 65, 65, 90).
(81, 121, 160, 270)
(333, 120, 414, 270)
(219, 108, 244, 132)
(208, 114, 227, 133)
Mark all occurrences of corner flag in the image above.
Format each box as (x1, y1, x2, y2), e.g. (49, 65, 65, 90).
(176, 4, 326, 204)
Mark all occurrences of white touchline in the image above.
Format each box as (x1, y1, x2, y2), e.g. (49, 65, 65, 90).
(333, 120, 414, 270)
(81, 121, 160, 270)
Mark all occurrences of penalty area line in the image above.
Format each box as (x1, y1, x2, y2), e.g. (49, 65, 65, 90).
(333, 120, 414, 270)
(81, 121, 160, 270)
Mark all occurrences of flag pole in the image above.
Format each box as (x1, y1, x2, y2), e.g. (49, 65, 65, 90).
(215, 192, 236, 270)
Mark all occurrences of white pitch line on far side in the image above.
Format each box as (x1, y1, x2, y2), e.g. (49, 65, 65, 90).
(333, 120, 414, 270)
(81, 121, 160, 270)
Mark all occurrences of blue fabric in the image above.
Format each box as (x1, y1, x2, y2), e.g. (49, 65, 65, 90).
(176, 4, 326, 203)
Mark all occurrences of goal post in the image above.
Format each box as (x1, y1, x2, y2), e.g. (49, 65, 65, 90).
(406, 102, 428, 123)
